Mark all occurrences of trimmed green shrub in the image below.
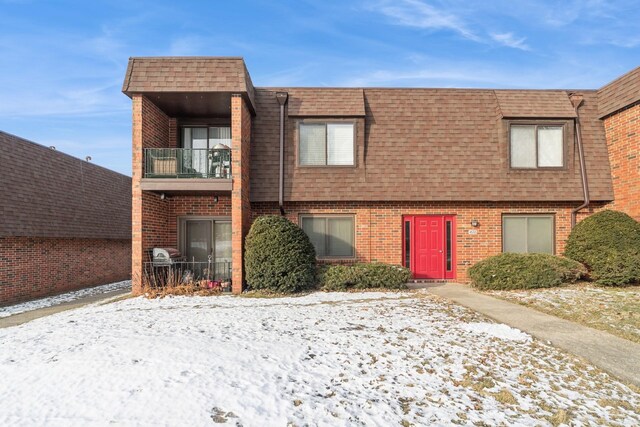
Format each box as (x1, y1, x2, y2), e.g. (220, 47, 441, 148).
(584, 250, 640, 286)
(468, 253, 586, 291)
(319, 263, 411, 291)
(244, 215, 316, 293)
(565, 210, 640, 285)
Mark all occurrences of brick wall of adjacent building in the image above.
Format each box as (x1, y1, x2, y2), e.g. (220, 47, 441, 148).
(251, 201, 605, 283)
(603, 104, 640, 220)
(0, 237, 130, 306)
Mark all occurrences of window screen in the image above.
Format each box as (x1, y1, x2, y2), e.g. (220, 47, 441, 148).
(510, 126, 536, 168)
(537, 126, 563, 167)
(503, 215, 554, 254)
(510, 124, 564, 168)
(299, 124, 326, 165)
(301, 216, 355, 258)
(300, 123, 354, 166)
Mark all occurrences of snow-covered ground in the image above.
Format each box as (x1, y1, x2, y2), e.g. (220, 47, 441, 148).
(0, 280, 131, 318)
(0, 291, 638, 426)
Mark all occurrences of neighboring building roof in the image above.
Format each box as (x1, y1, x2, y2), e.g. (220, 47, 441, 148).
(286, 88, 366, 116)
(495, 90, 577, 118)
(122, 57, 255, 112)
(251, 87, 614, 202)
(597, 66, 640, 118)
(0, 131, 131, 239)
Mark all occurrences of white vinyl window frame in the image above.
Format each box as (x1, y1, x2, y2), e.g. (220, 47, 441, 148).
(298, 121, 356, 167)
(509, 123, 565, 169)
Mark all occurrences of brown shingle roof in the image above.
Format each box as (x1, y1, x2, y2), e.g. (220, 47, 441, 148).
(495, 90, 577, 118)
(597, 66, 640, 118)
(285, 88, 365, 116)
(0, 132, 131, 239)
(122, 57, 256, 111)
(250, 87, 613, 202)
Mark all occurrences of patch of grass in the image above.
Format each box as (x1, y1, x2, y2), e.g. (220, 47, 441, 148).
(399, 397, 414, 415)
(597, 398, 634, 411)
(492, 389, 517, 405)
(240, 289, 312, 299)
(143, 284, 223, 299)
(484, 283, 640, 343)
(548, 409, 570, 427)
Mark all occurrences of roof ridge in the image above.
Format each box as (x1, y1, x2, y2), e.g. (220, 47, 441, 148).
(127, 56, 245, 60)
(254, 87, 595, 91)
(598, 66, 640, 92)
(0, 130, 131, 179)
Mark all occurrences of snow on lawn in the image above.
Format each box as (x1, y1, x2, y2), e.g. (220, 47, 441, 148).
(0, 291, 638, 426)
(0, 280, 131, 318)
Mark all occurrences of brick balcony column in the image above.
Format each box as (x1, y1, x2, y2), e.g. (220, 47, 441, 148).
(231, 94, 252, 294)
(131, 94, 144, 294)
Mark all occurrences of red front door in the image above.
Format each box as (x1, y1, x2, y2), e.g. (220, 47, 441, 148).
(415, 216, 444, 279)
(404, 215, 456, 280)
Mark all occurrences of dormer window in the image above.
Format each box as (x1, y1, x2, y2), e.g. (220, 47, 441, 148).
(510, 124, 564, 168)
(299, 122, 355, 166)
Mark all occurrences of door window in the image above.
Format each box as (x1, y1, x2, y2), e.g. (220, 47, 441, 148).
(181, 218, 232, 281)
(182, 127, 231, 176)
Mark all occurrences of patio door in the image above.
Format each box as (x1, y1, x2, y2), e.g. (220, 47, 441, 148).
(403, 215, 456, 280)
(182, 127, 231, 176)
(180, 217, 231, 280)
(185, 220, 212, 263)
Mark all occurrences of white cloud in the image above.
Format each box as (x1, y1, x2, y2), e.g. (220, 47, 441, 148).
(490, 32, 530, 50)
(375, 0, 480, 41)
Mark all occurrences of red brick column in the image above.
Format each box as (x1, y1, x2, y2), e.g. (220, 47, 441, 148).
(131, 95, 143, 294)
(231, 95, 252, 294)
(131, 95, 171, 294)
(603, 104, 640, 220)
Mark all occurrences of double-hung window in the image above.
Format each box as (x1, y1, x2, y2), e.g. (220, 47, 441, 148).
(510, 124, 564, 168)
(503, 215, 554, 254)
(299, 122, 354, 166)
(300, 215, 355, 258)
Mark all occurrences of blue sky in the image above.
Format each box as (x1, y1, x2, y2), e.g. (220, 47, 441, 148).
(1, 0, 638, 176)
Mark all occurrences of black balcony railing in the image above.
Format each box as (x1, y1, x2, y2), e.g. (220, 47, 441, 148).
(143, 148, 231, 179)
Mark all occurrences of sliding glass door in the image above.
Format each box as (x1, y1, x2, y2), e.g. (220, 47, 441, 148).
(182, 127, 231, 176)
(180, 217, 232, 280)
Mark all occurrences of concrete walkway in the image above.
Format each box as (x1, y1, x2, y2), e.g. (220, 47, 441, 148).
(419, 282, 640, 387)
(0, 289, 130, 329)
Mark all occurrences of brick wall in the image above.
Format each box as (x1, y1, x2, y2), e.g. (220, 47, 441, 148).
(166, 195, 232, 246)
(603, 104, 640, 220)
(231, 95, 252, 293)
(0, 237, 130, 306)
(252, 201, 606, 282)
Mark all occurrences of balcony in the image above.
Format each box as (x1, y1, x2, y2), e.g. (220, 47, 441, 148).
(141, 148, 232, 193)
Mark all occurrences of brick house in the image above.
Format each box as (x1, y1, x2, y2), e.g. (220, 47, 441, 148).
(122, 57, 639, 294)
(0, 131, 132, 305)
